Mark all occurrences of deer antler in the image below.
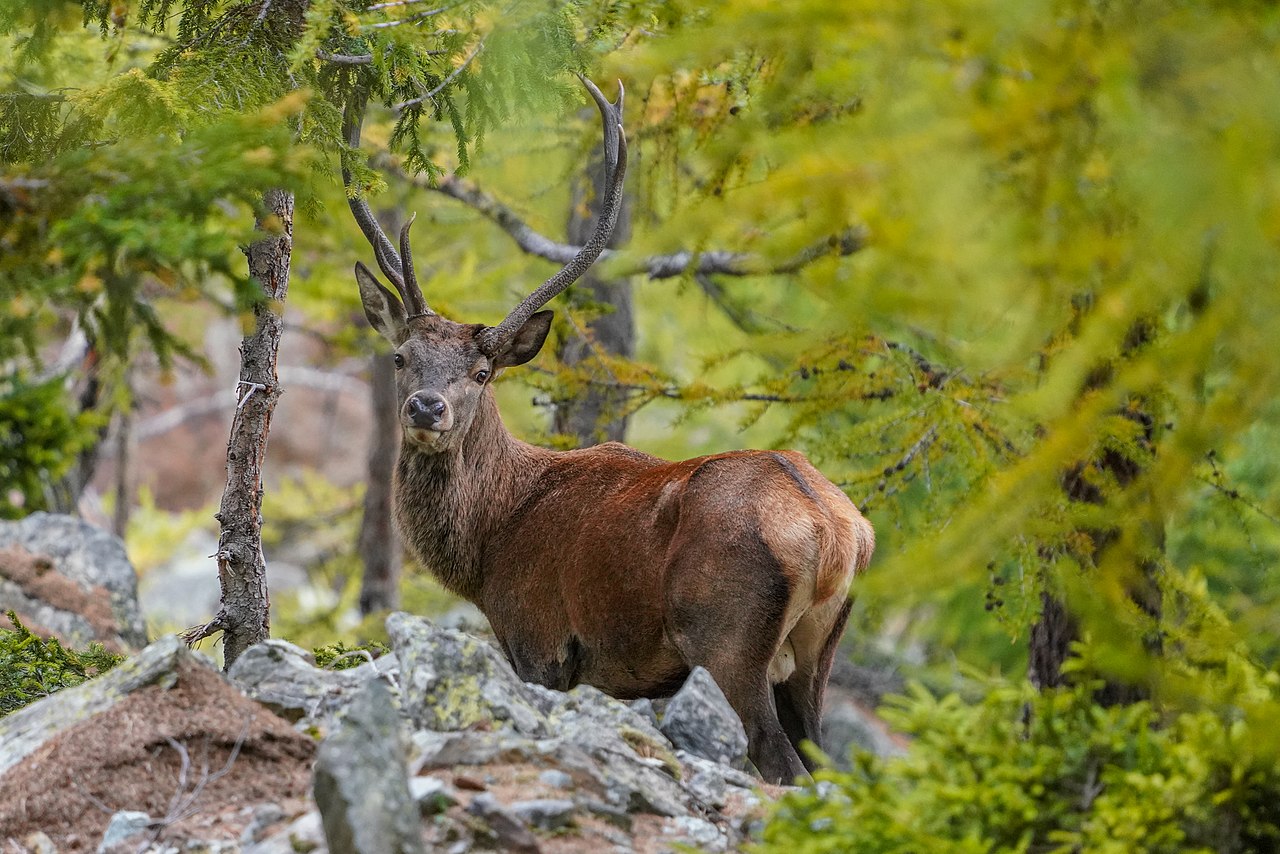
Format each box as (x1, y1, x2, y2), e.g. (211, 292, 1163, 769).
(477, 76, 627, 356)
(342, 89, 432, 320)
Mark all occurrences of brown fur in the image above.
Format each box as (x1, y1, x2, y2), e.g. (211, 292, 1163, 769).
(360, 307, 874, 782)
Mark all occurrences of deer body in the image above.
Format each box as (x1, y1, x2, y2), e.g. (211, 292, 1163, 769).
(345, 78, 874, 782)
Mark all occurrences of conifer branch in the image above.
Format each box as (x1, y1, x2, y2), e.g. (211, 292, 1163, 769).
(369, 0, 440, 8)
(317, 50, 374, 64)
(362, 0, 468, 29)
(394, 41, 483, 111)
(317, 48, 449, 64)
(392, 164, 868, 280)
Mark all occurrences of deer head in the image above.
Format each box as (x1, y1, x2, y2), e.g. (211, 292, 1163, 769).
(346, 77, 627, 453)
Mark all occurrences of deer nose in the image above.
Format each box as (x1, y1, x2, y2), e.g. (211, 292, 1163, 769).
(405, 393, 448, 429)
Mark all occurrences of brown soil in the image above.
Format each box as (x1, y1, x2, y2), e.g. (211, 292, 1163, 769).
(0, 656, 315, 852)
(0, 545, 123, 650)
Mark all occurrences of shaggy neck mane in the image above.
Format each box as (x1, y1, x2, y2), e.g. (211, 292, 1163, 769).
(393, 389, 551, 600)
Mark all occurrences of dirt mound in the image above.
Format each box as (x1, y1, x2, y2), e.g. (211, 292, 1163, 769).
(0, 655, 314, 851)
(0, 545, 127, 651)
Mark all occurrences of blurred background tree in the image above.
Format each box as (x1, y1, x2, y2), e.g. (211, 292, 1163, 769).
(4, 0, 1280, 844)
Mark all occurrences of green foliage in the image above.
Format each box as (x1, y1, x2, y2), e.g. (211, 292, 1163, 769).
(0, 611, 124, 717)
(311, 639, 389, 670)
(762, 570, 1280, 852)
(577, 0, 1280, 686)
(761, 674, 1280, 854)
(0, 0, 637, 514)
(0, 375, 102, 518)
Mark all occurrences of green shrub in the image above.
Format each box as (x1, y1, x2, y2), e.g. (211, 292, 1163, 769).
(0, 611, 124, 717)
(311, 640, 391, 671)
(759, 677, 1280, 854)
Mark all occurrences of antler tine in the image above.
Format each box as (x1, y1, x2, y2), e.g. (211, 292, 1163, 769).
(398, 213, 431, 319)
(342, 90, 430, 315)
(478, 77, 627, 356)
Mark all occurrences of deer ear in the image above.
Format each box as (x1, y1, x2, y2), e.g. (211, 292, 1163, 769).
(355, 262, 407, 343)
(491, 310, 553, 369)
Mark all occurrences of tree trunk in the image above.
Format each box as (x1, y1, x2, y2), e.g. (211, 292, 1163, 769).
(184, 188, 293, 669)
(111, 397, 132, 538)
(1028, 320, 1163, 703)
(357, 350, 402, 614)
(48, 338, 103, 515)
(552, 140, 634, 446)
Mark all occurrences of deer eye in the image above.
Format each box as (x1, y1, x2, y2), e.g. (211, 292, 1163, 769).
(474, 369, 490, 384)
(393, 353, 405, 369)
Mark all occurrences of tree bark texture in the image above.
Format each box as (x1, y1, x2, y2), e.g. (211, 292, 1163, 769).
(357, 350, 402, 614)
(553, 140, 634, 446)
(1028, 319, 1163, 703)
(189, 188, 293, 668)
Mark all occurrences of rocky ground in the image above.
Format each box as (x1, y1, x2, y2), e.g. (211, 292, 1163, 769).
(0, 513, 907, 853)
(1, 615, 783, 853)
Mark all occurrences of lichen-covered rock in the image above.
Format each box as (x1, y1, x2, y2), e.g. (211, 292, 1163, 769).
(0, 513, 147, 651)
(546, 684, 667, 748)
(659, 667, 748, 768)
(313, 678, 423, 854)
(411, 729, 549, 771)
(410, 723, 689, 818)
(0, 635, 187, 776)
(229, 639, 388, 726)
(386, 612, 546, 736)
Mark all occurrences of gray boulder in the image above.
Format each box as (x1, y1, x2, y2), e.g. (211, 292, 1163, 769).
(314, 677, 424, 854)
(386, 611, 545, 735)
(659, 667, 748, 768)
(0, 512, 146, 650)
(228, 639, 390, 726)
(822, 694, 908, 765)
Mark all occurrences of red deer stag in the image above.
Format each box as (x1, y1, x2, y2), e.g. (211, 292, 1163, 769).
(344, 78, 874, 783)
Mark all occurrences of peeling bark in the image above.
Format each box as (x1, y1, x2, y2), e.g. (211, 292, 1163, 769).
(184, 188, 293, 669)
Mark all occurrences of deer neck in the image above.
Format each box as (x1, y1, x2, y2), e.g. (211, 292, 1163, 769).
(393, 390, 550, 601)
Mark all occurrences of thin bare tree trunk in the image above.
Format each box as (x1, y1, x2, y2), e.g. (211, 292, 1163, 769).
(111, 394, 131, 538)
(184, 188, 293, 668)
(48, 339, 103, 514)
(358, 350, 402, 614)
(553, 140, 634, 446)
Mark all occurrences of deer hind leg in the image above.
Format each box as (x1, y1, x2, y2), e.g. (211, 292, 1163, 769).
(773, 596, 853, 771)
(663, 541, 808, 784)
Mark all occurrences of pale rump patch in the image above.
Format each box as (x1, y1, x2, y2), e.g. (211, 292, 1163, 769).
(756, 466, 870, 686)
(759, 508, 819, 668)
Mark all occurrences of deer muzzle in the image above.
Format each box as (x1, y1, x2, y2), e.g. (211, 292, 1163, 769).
(404, 392, 453, 433)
